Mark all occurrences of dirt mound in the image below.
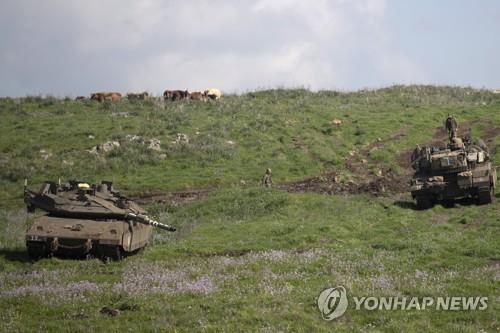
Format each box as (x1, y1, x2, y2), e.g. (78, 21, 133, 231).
(280, 168, 406, 196)
(277, 172, 341, 195)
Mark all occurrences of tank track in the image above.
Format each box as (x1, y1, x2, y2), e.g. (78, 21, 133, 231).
(477, 186, 494, 205)
(27, 240, 125, 262)
(96, 245, 123, 261)
(26, 241, 49, 260)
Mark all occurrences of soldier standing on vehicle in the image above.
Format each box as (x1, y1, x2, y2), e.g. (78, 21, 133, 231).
(262, 168, 273, 187)
(445, 114, 458, 139)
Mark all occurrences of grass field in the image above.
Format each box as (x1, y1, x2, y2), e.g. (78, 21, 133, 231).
(0, 86, 499, 332)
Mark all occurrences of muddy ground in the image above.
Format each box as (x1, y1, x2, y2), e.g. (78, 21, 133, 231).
(134, 123, 499, 204)
(282, 123, 499, 196)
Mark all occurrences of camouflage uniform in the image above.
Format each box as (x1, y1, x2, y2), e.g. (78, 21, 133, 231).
(262, 168, 273, 187)
(445, 115, 458, 139)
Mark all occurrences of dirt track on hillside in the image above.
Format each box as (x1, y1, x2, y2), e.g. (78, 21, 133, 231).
(281, 121, 499, 197)
(134, 122, 499, 204)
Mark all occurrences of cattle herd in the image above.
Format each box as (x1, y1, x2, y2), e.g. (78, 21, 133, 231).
(76, 88, 221, 102)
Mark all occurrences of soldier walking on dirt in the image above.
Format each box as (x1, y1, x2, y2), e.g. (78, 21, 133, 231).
(445, 114, 458, 139)
(262, 168, 273, 188)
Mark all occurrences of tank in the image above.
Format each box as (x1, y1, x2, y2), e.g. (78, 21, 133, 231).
(23, 180, 176, 260)
(410, 136, 497, 209)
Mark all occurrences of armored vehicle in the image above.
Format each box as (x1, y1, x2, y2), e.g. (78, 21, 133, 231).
(24, 180, 175, 260)
(410, 137, 496, 209)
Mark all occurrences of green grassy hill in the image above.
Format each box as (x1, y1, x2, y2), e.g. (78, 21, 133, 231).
(0, 86, 499, 332)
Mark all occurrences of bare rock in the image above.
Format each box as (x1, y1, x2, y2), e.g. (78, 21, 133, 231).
(100, 141, 120, 152)
(147, 138, 162, 151)
(39, 149, 52, 160)
(126, 134, 142, 142)
(88, 141, 120, 154)
(172, 133, 189, 144)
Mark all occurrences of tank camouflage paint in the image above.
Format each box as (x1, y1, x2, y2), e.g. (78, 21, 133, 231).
(410, 137, 496, 209)
(24, 180, 175, 260)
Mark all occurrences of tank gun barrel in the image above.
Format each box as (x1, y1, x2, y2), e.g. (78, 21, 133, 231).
(126, 213, 176, 232)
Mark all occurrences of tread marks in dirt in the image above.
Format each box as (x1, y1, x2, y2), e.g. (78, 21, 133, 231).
(131, 123, 498, 202)
(282, 128, 410, 196)
(282, 123, 500, 196)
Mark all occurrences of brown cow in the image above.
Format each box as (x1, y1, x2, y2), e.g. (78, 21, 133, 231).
(90, 93, 103, 101)
(90, 92, 122, 102)
(163, 90, 173, 100)
(127, 92, 149, 100)
(163, 90, 189, 101)
(188, 91, 207, 101)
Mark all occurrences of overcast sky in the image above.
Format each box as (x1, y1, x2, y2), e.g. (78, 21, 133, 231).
(1, 0, 499, 96)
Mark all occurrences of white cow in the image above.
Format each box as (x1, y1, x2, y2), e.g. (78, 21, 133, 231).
(204, 88, 222, 100)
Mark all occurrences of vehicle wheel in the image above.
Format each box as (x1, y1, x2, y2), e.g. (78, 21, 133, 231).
(416, 196, 433, 210)
(27, 241, 48, 260)
(477, 186, 494, 205)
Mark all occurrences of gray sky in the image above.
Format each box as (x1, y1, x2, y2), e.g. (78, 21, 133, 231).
(1, 0, 499, 96)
